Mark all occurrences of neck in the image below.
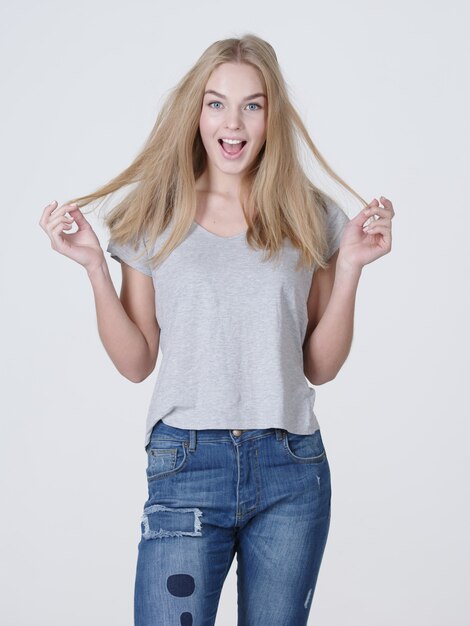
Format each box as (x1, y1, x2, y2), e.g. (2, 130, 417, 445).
(196, 164, 248, 202)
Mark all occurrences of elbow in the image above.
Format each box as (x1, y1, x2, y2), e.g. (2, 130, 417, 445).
(304, 365, 337, 386)
(125, 355, 157, 383)
(129, 368, 153, 383)
(321, 372, 337, 385)
(303, 351, 339, 385)
(308, 373, 336, 386)
(120, 371, 144, 384)
(129, 374, 146, 384)
(121, 367, 153, 384)
(109, 348, 156, 383)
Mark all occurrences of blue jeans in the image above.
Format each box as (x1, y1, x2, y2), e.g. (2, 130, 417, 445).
(135, 421, 332, 625)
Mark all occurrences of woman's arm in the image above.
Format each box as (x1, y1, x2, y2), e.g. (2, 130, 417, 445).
(87, 261, 160, 383)
(38, 201, 159, 382)
(303, 196, 394, 385)
(303, 254, 362, 385)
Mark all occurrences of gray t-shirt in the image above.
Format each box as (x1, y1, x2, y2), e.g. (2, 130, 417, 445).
(106, 198, 350, 450)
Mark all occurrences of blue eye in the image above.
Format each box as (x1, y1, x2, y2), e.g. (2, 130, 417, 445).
(207, 101, 262, 111)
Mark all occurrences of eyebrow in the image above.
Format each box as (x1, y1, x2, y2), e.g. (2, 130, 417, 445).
(203, 90, 266, 100)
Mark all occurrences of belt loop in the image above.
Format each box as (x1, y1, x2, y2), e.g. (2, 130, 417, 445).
(188, 429, 196, 451)
(275, 428, 285, 441)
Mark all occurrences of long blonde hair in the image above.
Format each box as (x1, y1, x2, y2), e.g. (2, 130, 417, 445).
(66, 33, 368, 271)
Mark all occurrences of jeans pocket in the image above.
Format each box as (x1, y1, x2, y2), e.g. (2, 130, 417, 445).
(283, 429, 327, 464)
(146, 439, 189, 481)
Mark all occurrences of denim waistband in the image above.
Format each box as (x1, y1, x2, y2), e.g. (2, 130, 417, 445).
(149, 420, 286, 450)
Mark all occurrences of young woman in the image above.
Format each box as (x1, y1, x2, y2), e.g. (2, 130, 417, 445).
(39, 34, 394, 626)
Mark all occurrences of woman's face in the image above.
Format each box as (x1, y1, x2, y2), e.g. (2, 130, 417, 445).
(199, 62, 268, 177)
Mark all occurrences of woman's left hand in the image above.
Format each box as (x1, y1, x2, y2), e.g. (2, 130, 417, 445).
(337, 196, 394, 271)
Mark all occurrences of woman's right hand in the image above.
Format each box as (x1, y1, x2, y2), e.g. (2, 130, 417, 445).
(39, 200, 105, 273)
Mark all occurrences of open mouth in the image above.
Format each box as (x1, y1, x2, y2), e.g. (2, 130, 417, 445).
(218, 139, 247, 157)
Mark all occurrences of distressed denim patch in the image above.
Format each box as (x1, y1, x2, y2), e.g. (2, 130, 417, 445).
(141, 503, 203, 540)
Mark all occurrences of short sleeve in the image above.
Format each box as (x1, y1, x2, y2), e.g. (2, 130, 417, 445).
(106, 235, 153, 276)
(324, 197, 350, 259)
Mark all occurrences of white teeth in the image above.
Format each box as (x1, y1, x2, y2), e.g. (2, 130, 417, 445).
(221, 138, 243, 144)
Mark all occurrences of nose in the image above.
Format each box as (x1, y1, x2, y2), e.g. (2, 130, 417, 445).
(224, 109, 243, 130)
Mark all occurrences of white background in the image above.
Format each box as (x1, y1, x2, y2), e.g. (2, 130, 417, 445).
(1, 0, 469, 624)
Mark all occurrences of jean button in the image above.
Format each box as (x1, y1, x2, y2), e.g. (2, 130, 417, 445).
(232, 429, 243, 436)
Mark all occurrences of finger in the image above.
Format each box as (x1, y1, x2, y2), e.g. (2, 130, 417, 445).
(39, 200, 58, 228)
(364, 205, 389, 216)
(363, 229, 392, 250)
(361, 205, 388, 228)
(51, 218, 74, 237)
(356, 201, 378, 222)
(47, 213, 74, 233)
(50, 202, 79, 220)
(363, 222, 392, 235)
(380, 196, 395, 216)
(365, 205, 395, 225)
(66, 206, 88, 230)
(380, 196, 393, 208)
(49, 222, 72, 250)
(365, 224, 392, 247)
(49, 202, 70, 217)
(49, 216, 75, 243)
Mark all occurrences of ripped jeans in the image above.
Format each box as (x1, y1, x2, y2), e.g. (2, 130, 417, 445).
(134, 421, 332, 626)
